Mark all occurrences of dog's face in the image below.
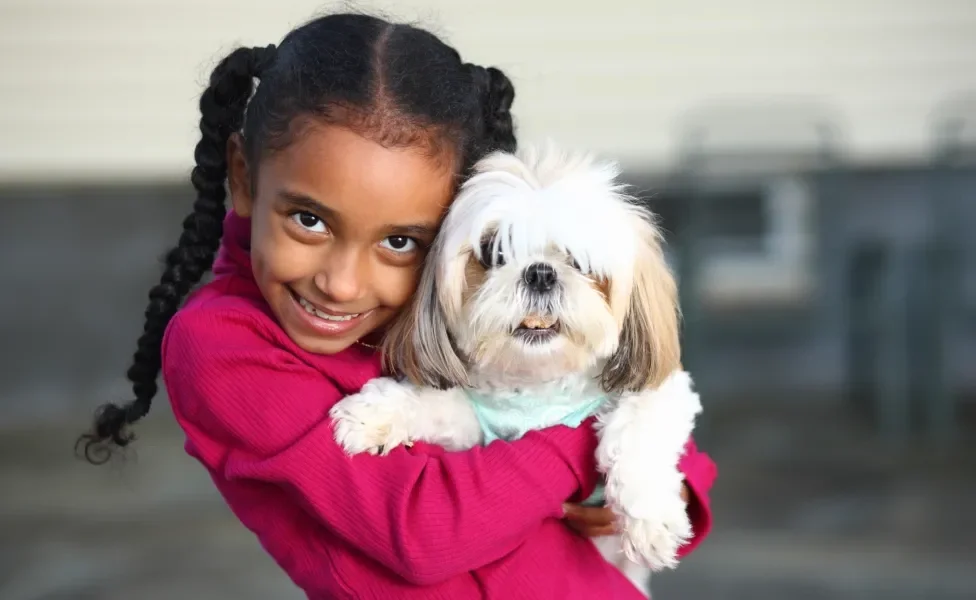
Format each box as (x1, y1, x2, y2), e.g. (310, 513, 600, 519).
(449, 229, 621, 384)
(385, 145, 681, 392)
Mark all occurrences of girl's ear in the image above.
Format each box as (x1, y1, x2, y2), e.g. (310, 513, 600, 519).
(227, 133, 254, 218)
(383, 254, 470, 389)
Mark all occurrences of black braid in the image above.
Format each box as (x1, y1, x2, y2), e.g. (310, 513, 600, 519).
(78, 45, 277, 464)
(468, 64, 517, 154)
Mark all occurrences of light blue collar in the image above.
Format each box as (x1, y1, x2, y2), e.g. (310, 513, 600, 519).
(463, 387, 608, 445)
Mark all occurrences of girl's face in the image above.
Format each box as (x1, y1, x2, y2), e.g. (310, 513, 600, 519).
(228, 122, 455, 355)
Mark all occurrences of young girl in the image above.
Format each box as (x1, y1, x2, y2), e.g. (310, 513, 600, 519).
(80, 13, 716, 599)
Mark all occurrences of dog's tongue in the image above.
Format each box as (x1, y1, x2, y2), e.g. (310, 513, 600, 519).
(521, 315, 557, 329)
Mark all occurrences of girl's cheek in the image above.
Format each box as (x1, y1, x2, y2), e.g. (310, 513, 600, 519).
(377, 267, 422, 309)
(274, 248, 321, 282)
(258, 231, 319, 282)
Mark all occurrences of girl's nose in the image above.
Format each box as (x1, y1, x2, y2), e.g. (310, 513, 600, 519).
(313, 247, 366, 304)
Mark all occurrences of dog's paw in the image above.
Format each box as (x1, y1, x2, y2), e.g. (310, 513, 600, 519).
(617, 494, 692, 571)
(329, 382, 414, 456)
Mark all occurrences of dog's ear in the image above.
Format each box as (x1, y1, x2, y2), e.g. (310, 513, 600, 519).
(383, 252, 470, 390)
(601, 214, 682, 393)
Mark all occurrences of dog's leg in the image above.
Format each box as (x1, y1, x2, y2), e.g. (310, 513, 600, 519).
(330, 377, 482, 455)
(596, 370, 702, 571)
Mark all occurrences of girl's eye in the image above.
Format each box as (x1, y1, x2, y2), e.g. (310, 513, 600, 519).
(291, 211, 327, 234)
(380, 235, 418, 254)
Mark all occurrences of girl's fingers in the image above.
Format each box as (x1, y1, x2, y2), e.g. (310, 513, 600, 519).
(565, 519, 618, 538)
(562, 503, 616, 527)
(583, 524, 619, 538)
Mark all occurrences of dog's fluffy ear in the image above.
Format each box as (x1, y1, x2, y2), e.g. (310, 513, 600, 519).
(601, 213, 682, 393)
(383, 255, 470, 390)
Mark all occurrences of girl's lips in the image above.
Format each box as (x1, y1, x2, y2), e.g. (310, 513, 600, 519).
(287, 290, 373, 337)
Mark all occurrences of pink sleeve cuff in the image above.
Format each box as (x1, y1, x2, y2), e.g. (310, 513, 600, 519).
(676, 439, 717, 558)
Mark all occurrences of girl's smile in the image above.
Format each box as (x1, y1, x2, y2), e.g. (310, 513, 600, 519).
(290, 289, 374, 337)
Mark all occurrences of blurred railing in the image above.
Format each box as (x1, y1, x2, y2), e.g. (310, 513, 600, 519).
(657, 97, 976, 448)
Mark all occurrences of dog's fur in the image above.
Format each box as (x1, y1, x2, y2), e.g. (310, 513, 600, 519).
(330, 144, 702, 594)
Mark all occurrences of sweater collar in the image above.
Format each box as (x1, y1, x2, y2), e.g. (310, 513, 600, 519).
(213, 210, 253, 278)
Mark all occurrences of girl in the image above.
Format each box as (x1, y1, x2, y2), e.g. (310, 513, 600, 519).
(80, 13, 715, 600)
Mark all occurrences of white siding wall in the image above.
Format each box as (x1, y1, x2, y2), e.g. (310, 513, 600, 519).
(1, 0, 975, 182)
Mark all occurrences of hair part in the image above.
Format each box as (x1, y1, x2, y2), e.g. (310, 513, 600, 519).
(80, 12, 517, 463)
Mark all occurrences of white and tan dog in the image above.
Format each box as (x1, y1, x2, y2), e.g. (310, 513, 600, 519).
(330, 144, 702, 594)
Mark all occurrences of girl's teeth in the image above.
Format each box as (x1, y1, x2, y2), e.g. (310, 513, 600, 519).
(298, 297, 359, 321)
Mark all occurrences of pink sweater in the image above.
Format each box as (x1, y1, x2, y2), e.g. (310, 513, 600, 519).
(161, 212, 716, 599)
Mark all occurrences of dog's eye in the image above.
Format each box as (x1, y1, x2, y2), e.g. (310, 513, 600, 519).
(479, 235, 505, 269)
(569, 256, 581, 271)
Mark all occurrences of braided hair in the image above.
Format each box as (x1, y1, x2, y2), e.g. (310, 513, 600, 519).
(79, 13, 517, 463)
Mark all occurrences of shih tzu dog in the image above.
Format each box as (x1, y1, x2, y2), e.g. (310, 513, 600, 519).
(330, 144, 703, 593)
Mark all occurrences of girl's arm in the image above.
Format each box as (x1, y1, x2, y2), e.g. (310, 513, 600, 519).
(163, 306, 600, 585)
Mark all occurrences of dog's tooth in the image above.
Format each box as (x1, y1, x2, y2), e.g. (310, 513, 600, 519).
(521, 314, 557, 329)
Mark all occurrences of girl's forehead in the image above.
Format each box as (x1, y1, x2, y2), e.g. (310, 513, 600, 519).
(261, 123, 455, 227)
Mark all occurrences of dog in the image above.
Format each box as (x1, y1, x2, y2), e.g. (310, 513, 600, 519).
(330, 144, 702, 594)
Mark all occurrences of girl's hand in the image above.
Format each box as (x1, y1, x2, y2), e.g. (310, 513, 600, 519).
(563, 503, 618, 537)
(563, 483, 691, 538)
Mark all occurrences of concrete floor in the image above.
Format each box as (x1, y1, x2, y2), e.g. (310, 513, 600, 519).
(2, 404, 974, 600)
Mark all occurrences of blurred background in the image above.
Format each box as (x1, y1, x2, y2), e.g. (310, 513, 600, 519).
(1, 0, 974, 598)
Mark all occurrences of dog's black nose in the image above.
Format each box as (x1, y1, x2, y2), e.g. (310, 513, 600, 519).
(523, 263, 557, 293)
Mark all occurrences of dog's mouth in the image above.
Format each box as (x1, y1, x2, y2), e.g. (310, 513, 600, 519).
(513, 315, 560, 344)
